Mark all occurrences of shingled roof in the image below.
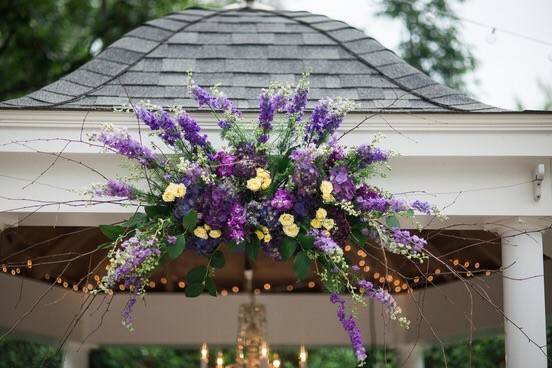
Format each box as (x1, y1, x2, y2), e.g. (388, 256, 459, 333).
(0, 6, 501, 112)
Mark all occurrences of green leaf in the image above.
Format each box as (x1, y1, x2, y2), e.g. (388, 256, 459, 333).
(298, 234, 315, 250)
(186, 266, 207, 285)
(123, 213, 148, 228)
(167, 235, 186, 260)
(182, 210, 198, 232)
(145, 205, 170, 219)
(246, 238, 260, 262)
(294, 251, 311, 280)
(99, 225, 125, 240)
(386, 215, 400, 229)
(228, 240, 244, 252)
(205, 277, 217, 297)
(279, 238, 297, 260)
(185, 283, 203, 298)
(210, 250, 225, 269)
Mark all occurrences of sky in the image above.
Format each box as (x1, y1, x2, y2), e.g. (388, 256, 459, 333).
(277, 0, 552, 110)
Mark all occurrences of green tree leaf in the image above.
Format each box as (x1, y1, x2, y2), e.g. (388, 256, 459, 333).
(210, 250, 225, 269)
(294, 251, 311, 280)
(205, 277, 217, 297)
(182, 210, 198, 232)
(167, 235, 186, 260)
(185, 266, 207, 285)
(185, 283, 203, 298)
(99, 225, 125, 240)
(145, 205, 170, 219)
(279, 238, 297, 260)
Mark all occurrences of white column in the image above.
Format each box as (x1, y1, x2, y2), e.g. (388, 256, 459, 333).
(396, 344, 425, 368)
(62, 342, 93, 368)
(500, 221, 548, 368)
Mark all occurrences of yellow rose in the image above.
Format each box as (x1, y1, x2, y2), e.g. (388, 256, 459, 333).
(173, 183, 187, 198)
(209, 229, 222, 239)
(203, 224, 211, 231)
(261, 226, 269, 234)
(322, 219, 335, 231)
(261, 176, 272, 190)
(162, 191, 175, 202)
(193, 226, 208, 239)
(315, 208, 327, 219)
(246, 177, 263, 192)
(322, 193, 335, 203)
(320, 180, 333, 195)
(283, 224, 300, 238)
(255, 230, 265, 240)
(310, 218, 322, 229)
(264, 233, 272, 243)
(279, 213, 295, 226)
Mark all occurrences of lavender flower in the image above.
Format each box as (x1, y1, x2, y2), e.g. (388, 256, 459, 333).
(411, 200, 431, 215)
(158, 110, 181, 145)
(258, 90, 276, 132)
(135, 107, 161, 130)
(357, 145, 388, 166)
(392, 228, 427, 253)
(305, 98, 354, 145)
(355, 185, 389, 213)
(100, 179, 135, 200)
(190, 84, 241, 116)
(358, 279, 397, 310)
(97, 127, 155, 167)
(310, 229, 342, 256)
(287, 87, 308, 120)
(178, 112, 209, 148)
(330, 294, 367, 363)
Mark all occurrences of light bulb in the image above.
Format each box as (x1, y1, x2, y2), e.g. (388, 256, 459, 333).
(273, 356, 281, 368)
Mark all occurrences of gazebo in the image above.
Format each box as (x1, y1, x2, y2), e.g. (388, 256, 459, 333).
(0, 4, 550, 368)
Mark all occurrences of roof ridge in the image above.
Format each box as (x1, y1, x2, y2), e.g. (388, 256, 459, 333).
(254, 8, 468, 112)
(17, 7, 233, 109)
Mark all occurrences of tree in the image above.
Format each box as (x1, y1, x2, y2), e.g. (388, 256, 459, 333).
(377, 0, 477, 91)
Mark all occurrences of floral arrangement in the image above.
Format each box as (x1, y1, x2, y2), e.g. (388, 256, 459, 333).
(91, 73, 433, 366)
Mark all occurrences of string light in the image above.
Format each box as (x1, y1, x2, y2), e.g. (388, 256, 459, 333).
(26, 259, 32, 269)
(427, 275, 434, 282)
(148, 281, 156, 288)
(474, 262, 480, 269)
(435, 268, 441, 275)
(373, 272, 380, 279)
(363, 265, 370, 272)
(413, 276, 420, 283)
(385, 274, 393, 282)
(344, 244, 352, 252)
(358, 260, 366, 267)
(286, 284, 294, 292)
(394, 286, 401, 293)
(221, 289, 228, 296)
(119, 284, 125, 291)
(10, 269, 16, 276)
(378, 276, 385, 283)
(1, 265, 7, 272)
(393, 279, 400, 286)
(263, 283, 271, 291)
(307, 281, 315, 288)
(44, 273, 50, 280)
(160, 277, 167, 285)
(464, 261, 470, 268)
(72, 284, 79, 291)
(62, 281, 68, 288)
(485, 271, 492, 277)
(15, 267, 20, 274)
(402, 283, 408, 290)
(232, 286, 240, 293)
(254, 288, 261, 295)
(453, 259, 459, 266)
(178, 281, 185, 288)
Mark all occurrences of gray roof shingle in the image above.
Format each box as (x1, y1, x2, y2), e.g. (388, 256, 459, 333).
(1, 6, 501, 112)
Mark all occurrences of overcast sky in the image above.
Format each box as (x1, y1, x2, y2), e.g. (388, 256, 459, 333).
(278, 0, 552, 110)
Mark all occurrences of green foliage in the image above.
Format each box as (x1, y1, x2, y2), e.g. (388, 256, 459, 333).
(293, 251, 310, 280)
(0, 338, 61, 368)
(166, 234, 186, 259)
(90, 346, 200, 368)
(99, 224, 126, 240)
(378, 0, 477, 91)
(280, 238, 298, 260)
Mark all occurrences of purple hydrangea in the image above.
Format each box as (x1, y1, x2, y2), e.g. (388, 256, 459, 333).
(197, 185, 235, 229)
(270, 188, 294, 212)
(330, 166, 355, 201)
(97, 128, 155, 167)
(392, 228, 427, 253)
(178, 112, 209, 148)
(100, 179, 135, 199)
(330, 294, 367, 362)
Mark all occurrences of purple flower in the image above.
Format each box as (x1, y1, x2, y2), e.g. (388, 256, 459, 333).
(305, 99, 344, 145)
(270, 189, 294, 212)
(158, 110, 181, 145)
(97, 128, 155, 167)
(411, 200, 431, 215)
(355, 185, 389, 212)
(227, 202, 247, 242)
(233, 142, 267, 178)
(197, 185, 235, 229)
(213, 151, 235, 177)
(135, 107, 161, 130)
(310, 229, 342, 255)
(290, 147, 318, 195)
(191, 85, 241, 116)
(330, 166, 355, 201)
(122, 295, 137, 328)
(167, 235, 177, 245)
(358, 280, 397, 310)
(287, 87, 308, 121)
(392, 229, 427, 253)
(330, 294, 367, 362)
(258, 90, 276, 132)
(178, 112, 209, 148)
(100, 179, 135, 199)
(357, 145, 388, 166)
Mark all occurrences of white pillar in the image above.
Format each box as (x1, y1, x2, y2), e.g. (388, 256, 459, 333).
(500, 221, 548, 368)
(396, 344, 425, 368)
(62, 342, 93, 368)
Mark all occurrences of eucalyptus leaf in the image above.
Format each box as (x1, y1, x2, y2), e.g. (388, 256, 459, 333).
(185, 283, 203, 298)
(182, 210, 198, 232)
(210, 250, 225, 269)
(279, 238, 297, 260)
(167, 235, 186, 259)
(186, 266, 207, 285)
(294, 251, 310, 280)
(205, 277, 217, 297)
(99, 224, 125, 240)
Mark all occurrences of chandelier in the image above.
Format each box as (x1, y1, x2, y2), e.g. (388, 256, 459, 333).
(199, 270, 308, 368)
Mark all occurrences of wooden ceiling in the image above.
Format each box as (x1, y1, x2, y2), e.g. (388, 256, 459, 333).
(0, 226, 501, 295)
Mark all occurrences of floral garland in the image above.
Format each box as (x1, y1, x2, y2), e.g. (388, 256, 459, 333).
(90, 73, 433, 366)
